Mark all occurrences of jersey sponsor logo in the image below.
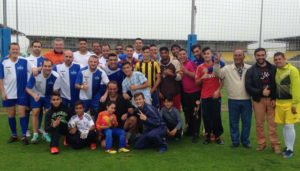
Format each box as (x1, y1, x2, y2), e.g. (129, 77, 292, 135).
(16, 65, 24, 70)
(4, 66, 13, 75)
(48, 81, 54, 85)
(60, 70, 66, 77)
(36, 81, 43, 90)
(83, 76, 89, 83)
(70, 70, 77, 75)
(94, 76, 100, 80)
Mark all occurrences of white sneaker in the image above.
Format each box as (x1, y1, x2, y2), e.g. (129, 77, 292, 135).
(38, 128, 46, 135)
(26, 130, 31, 137)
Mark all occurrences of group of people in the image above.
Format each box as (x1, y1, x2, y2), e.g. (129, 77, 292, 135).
(1, 37, 299, 158)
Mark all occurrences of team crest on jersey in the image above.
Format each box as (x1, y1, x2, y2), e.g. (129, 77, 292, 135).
(16, 65, 24, 70)
(70, 70, 77, 75)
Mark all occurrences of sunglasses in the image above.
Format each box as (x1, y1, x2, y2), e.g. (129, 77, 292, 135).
(116, 48, 123, 50)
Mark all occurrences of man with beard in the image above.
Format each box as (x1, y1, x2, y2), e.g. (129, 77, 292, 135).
(171, 44, 181, 61)
(245, 48, 281, 154)
(158, 47, 182, 111)
(75, 55, 109, 114)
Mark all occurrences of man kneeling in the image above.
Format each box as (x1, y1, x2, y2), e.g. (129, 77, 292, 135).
(44, 92, 74, 154)
(134, 92, 168, 152)
(68, 101, 97, 150)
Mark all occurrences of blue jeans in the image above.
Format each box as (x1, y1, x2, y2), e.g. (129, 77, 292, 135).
(102, 128, 126, 150)
(228, 99, 252, 145)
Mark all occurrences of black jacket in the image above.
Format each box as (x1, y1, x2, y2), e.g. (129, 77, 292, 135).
(44, 103, 74, 132)
(245, 61, 276, 102)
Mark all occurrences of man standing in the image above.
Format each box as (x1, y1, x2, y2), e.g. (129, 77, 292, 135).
(115, 44, 125, 59)
(191, 44, 203, 66)
(26, 59, 60, 143)
(43, 38, 65, 65)
(26, 41, 46, 137)
(245, 48, 280, 153)
(135, 46, 161, 109)
(99, 44, 111, 68)
(149, 44, 160, 62)
(53, 50, 81, 111)
(75, 55, 109, 114)
(122, 61, 151, 105)
(159, 47, 182, 111)
(27, 41, 45, 69)
(91, 42, 102, 58)
(191, 44, 225, 67)
(171, 44, 181, 61)
(273, 52, 300, 158)
(133, 38, 143, 60)
(0, 43, 34, 145)
(213, 49, 252, 148)
(178, 49, 201, 143)
(73, 38, 92, 67)
(120, 45, 139, 69)
(195, 47, 224, 145)
(103, 53, 125, 94)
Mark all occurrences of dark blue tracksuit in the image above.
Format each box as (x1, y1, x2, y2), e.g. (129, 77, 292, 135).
(135, 103, 167, 149)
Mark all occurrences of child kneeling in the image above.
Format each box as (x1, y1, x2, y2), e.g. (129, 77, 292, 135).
(44, 92, 73, 154)
(68, 101, 97, 150)
(96, 101, 130, 154)
(160, 96, 183, 141)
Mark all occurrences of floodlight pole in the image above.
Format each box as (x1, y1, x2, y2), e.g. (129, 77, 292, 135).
(191, 0, 196, 34)
(188, 0, 197, 60)
(3, 0, 7, 26)
(16, 0, 19, 43)
(258, 0, 264, 47)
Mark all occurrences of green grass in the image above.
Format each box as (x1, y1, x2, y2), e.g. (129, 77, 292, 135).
(0, 88, 299, 171)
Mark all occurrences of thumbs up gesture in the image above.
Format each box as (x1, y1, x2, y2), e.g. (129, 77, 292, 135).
(262, 85, 270, 97)
(214, 52, 221, 64)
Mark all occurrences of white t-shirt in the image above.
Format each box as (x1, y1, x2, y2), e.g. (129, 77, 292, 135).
(98, 56, 108, 69)
(68, 113, 94, 133)
(133, 51, 142, 60)
(73, 51, 92, 68)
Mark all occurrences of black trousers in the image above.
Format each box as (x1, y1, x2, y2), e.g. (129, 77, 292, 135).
(166, 122, 182, 138)
(50, 123, 68, 147)
(182, 91, 201, 135)
(68, 130, 97, 149)
(201, 97, 223, 138)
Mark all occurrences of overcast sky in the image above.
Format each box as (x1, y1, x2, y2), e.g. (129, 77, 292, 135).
(1, 0, 300, 47)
